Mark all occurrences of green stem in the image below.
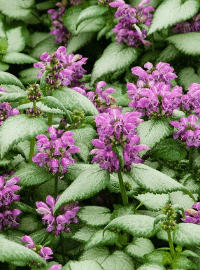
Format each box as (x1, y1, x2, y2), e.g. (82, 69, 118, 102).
(60, 232, 66, 265)
(167, 230, 176, 259)
(33, 100, 37, 113)
(48, 113, 53, 126)
(135, 202, 143, 212)
(189, 147, 193, 171)
(29, 137, 35, 163)
(118, 170, 129, 206)
(54, 175, 58, 199)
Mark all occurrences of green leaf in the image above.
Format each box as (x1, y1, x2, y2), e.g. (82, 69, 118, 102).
(12, 163, 54, 186)
(76, 17, 106, 34)
(18, 67, 40, 84)
(137, 262, 166, 270)
(71, 127, 96, 162)
(130, 163, 190, 194)
(0, 0, 35, 19)
(151, 138, 187, 162)
(0, 114, 48, 158)
(63, 260, 104, 270)
(52, 87, 98, 116)
(147, 0, 199, 35)
(0, 92, 26, 102)
(84, 229, 119, 251)
(76, 5, 108, 28)
(182, 250, 200, 258)
(54, 164, 110, 214)
(30, 32, 51, 48)
(41, 96, 71, 115)
(72, 226, 100, 243)
(104, 214, 156, 238)
(30, 36, 59, 60)
(63, 5, 83, 34)
(91, 43, 138, 84)
(124, 238, 155, 259)
(17, 214, 39, 233)
(171, 255, 197, 269)
(136, 118, 173, 150)
(4, 230, 25, 245)
(167, 32, 200, 55)
(36, 0, 57, 10)
(0, 71, 25, 89)
(0, 37, 8, 51)
(111, 205, 135, 220)
(156, 44, 180, 63)
(170, 191, 198, 209)
(6, 27, 25, 52)
(144, 250, 172, 266)
(66, 163, 93, 182)
(134, 193, 170, 211)
(79, 247, 110, 264)
(67, 32, 95, 54)
(2, 52, 37, 64)
(0, 84, 26, 93)
(0, 61, 9, 71)
(173, 223, 200, 247)
(178, 67, 200, 90)
(12, 202, 36, 214)
(100, 250, 134, 270)
(77, 206, 111, 226)
(0, 235, 46, 265)
(97, 25, 112, 41)
(115, 145, 124, 168)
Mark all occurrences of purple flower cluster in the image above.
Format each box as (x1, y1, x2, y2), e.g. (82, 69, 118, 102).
(33, 126, 80, 174)
(181, 202, 200, 224)
(181, 83, 200, 117)
(48, 1, 71, 46)
(34, 46, 88, 93)
(87, 81, 118, 113)
(172, 14, 200, 33)
(170, 115, 200, 148)
(36, 195, 81, 235)
(22, 235, 53, 267)
(49, 265, 62, 270)
(127, 62, 182, 118)
(109, 0, 154, 47)
(90, 108, 149, 172)
(0, 175, 21, 230)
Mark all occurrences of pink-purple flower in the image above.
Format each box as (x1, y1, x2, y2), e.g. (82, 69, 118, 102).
(181, 202, 200, 224)
(0, 102, 20, 126)
(32, 126, 81, 174)
(36, 195, 81, 235)
(22, 235, 53, 261)
(49, 265, 62, 270)
(109, 0, 154, 47)
(90, 108, 149, 172)
(172, 13, 200, 33)
(33, 46, 88, 93)
(181, 83, 200, 117)
(170, 115, 200, 148)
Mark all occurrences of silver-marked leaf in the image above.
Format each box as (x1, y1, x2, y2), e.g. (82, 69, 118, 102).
(41, 96, 71, 115)
(178, 67, 200, 90)
(0, 0, 35, 19)
(54, 164, 110, 214)
(124, 238, 155, 259)
(18, 67, 40, 84)
(0, 71, 25, 89)
(136, 118, 173, 150)
(0, 84, 25, 93)
(130, 163, 189, 194)
(76, 17, 106, 34)
(0, 235, 46, 265)
(72, 226, 99, 243)
(12, 163, 54, 186)
(0, 114, 48, 158)
(79, 247, 110, 265)
(76, 5, 108, 28)
(66, 163, 93, 181)
(97, 25, 112, 40)
(67, 32, 95, 54)
(77, 206, 111, 226)
(101, 250, 134, 270)
(6, 27, 25, 52)
(2, 52, 37, 64)
(0, 61, 9, 71)
(17, 101, 64, 115)
(104, 215, 156, 238)
(71, 127, 96, 162)
(84, 230, 119, 251)
(137, 262, 166, 270)
(148, 0, 199, 35)
(173, 223, 200, 247)
(0, 92, 26, 102)
(167, 32, 200, 55)
(30, 32, 51, 48)
(156, 44, 180, 64)
(63, 260, 104, 270)
(91, 43, 138, 84)
(52, 87, 98, 116)
(144, 250, 172, 266)
(63, 5, 83, 34)
(134, 193, 170, 211)
(170, 191, 198, 210)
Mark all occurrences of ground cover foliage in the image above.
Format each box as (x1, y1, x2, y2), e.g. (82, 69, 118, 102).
(1, 0, 200, 269)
